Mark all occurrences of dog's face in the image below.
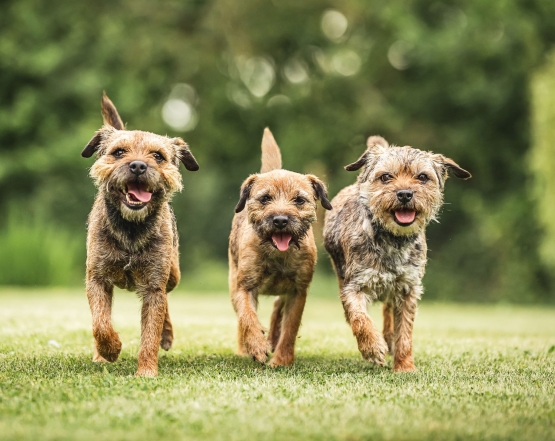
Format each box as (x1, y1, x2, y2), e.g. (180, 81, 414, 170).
(235, 170, 332, 252)
(82, 95, 198, 222)
(346, 136, 471, 236)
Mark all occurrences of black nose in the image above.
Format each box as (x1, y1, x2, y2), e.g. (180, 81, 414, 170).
(397, 190, 413, 203)
(273, 216, 289, 230)
(129, 161, 148, 175)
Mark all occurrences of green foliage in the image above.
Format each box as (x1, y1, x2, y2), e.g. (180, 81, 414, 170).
(1, 0, 555, 301)
(0, 211, 82, 286)
(1, 291, 555, 440)
(531, 49, 555, 269)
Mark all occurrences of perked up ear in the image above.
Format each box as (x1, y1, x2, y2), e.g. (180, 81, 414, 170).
(366, 135, 389, 149)
(307, 175, 333, 210)
(173, 138, 199, 171)
(444, 157, 472, 179)
(235, 175, 257, 213)
(101, 92, 125, 130)
(81, 126, 115, 158)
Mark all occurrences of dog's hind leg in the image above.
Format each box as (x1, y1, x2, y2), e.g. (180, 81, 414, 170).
(87, 279, 122, 363)
(269, 296, 285, 352)
(382, 303, 395, 355)
(268, 291, 307, 367)
(160, 261, 179, 351)
(341, 285, 387, 366)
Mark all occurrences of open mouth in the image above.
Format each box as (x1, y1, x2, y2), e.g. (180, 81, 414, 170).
(271, 232, 293, 252)
(393, 209, 417, 226)
(121, 182, 152, 210)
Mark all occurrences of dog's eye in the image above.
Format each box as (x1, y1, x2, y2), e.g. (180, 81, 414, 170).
(380, 173, 393, 183)
(259, 195, 272, 205)
(153, 152, 165, 162)
(417, 173, 429, 183)
(294, 197, 306, 206)
(112, 149, 125, 158)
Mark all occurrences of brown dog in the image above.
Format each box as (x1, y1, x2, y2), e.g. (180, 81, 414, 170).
(324, 136, 471, 372)
(81, 93, 199, 377)
(229, 128, 332, 367)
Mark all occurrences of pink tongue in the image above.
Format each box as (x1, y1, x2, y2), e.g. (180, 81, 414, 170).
(395, 210, 416, 224)
(127, 182, 152, 203)
(272, 233, 292, 252)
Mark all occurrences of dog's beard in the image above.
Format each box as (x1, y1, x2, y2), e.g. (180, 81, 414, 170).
(101, 167, 171, 223)
(251, 216, 312, 252)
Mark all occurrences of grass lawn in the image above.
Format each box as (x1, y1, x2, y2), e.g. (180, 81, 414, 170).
(0, 288, 554, 441)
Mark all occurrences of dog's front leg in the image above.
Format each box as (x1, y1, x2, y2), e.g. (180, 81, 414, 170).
(382, 303, 395, 354)
(393, 290, 419, 372)
(232, 288, 269, 363)
(137, 290, 167, 377)
(87, 278, 121, 363)
(268, 290, 307, 367)
(341, 284, 387, 366)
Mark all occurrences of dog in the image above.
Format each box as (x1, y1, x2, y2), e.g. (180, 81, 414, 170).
(229, 128, 332, 367)
(81, 93, 199, 377)
(323, 136, 471, 372)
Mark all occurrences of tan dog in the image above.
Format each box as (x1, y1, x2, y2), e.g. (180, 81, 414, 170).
(324, 136, 470, 371)
(81, 93, 199, 377)
(229, 129, 332, 367)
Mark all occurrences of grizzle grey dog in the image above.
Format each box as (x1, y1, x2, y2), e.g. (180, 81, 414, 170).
(323, 136, 471, 371)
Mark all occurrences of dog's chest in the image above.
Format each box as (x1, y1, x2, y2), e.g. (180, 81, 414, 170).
(356, 243, 423, 301)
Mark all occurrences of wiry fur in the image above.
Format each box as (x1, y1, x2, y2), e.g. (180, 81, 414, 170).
(324, 136, 470, 372)
(229, 128, 332, 367)
(83, 94, 198, 377)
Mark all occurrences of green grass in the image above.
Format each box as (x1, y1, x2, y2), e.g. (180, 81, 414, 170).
(0, 289, 554, 441)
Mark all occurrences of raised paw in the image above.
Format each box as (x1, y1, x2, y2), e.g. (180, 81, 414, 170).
(359, 335, 388, 366)
(95, 332, 122, 363)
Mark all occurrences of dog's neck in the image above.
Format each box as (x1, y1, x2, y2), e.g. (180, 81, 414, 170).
(102, 196, 164, 251)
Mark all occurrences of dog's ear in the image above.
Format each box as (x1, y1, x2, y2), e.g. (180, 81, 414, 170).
(307, 175, 332, 210)
(433, 154, 472, 180)
(172, 138, 199, 171)
(101, 92, 125, 130)
(443, 157, 472, 179)
(235, 175, 257, 213)
(367, 135, 389, 149)
(345, 136, 389, 171)
(81, 126, 115, 158)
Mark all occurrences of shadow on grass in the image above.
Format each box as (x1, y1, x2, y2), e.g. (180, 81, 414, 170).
(1, 352, 394, 380)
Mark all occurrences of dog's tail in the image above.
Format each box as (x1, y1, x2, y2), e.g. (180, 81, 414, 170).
(261, 128, 282, 173)
(101, 92, 125, 130)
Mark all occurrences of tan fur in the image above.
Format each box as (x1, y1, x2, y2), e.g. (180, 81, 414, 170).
(83, 94, 198, 377)
(229, 129, 331, 367)
(324, 136, 470, 372)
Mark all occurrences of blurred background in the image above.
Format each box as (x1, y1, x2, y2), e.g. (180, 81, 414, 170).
(1, 0, 555, 302)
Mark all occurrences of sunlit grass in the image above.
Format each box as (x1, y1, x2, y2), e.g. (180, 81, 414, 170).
(0, 289, 554, 441)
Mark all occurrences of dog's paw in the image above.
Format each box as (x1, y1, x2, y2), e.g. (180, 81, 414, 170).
(160, 329, 173, 351)
(244, 333, 270, 364)
(267, 351, 294, 368)
(95, 332, 122, 363)
(359, 335, 388, 366)
(393, 356, 416, 372)
(135, 368, 158, 377)
(92, 351, 108, 363)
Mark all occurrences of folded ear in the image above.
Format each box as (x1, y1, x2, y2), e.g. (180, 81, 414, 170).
(307, 175, 332, 210)
(101, 92, 125, 130)
(172, 138, 199, 171)
(444, 157, 472, 179)
(235, 175, 257, 213)
(345, 137, 389, 171)
(81, 126, 115, 158)
(366, 135, 389, 149)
